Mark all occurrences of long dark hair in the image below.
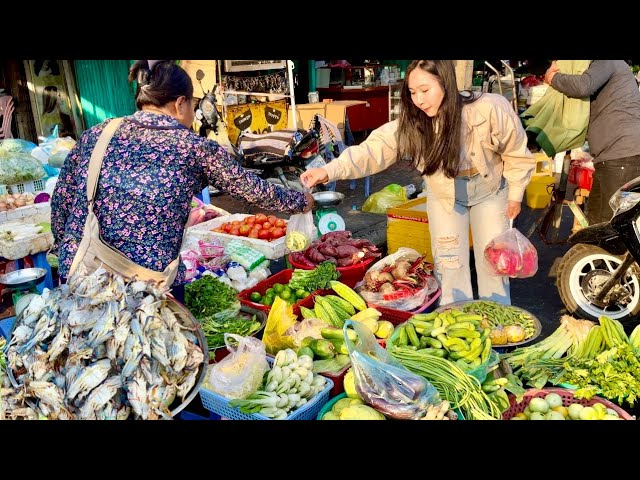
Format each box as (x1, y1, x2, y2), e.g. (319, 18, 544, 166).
(397, 60, 479, 178)
(42, 85, 58, 114)
(128, 60, 193, 110)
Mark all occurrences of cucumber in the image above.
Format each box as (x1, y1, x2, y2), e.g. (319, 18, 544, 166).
(297, 346, 315, 360)
(322, 327, 357, 342)
(310, 338, 336, 359)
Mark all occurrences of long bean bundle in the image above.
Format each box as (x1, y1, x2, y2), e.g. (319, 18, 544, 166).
(390, 347, 501, 420)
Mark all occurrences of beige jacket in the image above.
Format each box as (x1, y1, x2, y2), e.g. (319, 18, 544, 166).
(323, 93, 536, 213)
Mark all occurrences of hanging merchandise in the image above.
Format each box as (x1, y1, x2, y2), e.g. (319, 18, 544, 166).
(222, 71, 289, 95)
(225, 100, 288, 145)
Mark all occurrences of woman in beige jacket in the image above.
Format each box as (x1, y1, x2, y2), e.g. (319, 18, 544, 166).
(301, 60, 536, 305)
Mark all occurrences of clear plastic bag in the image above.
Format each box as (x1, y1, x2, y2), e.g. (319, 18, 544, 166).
(484, 227, 538, 278)
(361, 183, 408, 214)
(0, 149, 46, 185)
(356, 247, 438, 311)
(285, 211, 317, 252)
(206, 333, 268, 400)
(343, 319, 441, 420)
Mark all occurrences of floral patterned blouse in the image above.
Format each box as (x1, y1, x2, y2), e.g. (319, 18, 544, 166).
(51, 111, 308, 285)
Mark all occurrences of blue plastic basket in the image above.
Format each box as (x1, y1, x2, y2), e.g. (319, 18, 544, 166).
(0, 317, 15, 340)
(199, 356, 333, 420)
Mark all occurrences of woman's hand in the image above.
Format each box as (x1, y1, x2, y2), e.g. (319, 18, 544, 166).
(544, 61, 559, 85)
(300, 168, 329, 189)
(506, 200, 522, 220)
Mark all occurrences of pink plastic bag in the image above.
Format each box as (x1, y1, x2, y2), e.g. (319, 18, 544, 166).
(484, 227, 538, 278)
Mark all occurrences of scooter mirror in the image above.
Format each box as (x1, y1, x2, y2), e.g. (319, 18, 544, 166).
(196, 69, 205, 81)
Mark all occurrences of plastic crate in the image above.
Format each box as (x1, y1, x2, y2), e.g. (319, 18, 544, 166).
(288, 254, 375, 288)
(237, 269, 314, 316)
(0, 317, 15, 340)
(4, 179, 46, 195)
(502, 387, 635, 420)
(177, 410, 221, 421)
(199, 356, 334, 420)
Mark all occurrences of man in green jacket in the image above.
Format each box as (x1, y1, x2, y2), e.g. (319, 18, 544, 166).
(545, 60, 640, 224)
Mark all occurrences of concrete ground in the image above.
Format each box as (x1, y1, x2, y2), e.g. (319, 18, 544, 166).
(207, 160, 578, 341)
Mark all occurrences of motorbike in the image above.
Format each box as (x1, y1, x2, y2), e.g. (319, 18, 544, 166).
(192, 69, 326, 193)
(231, 127, 324, 192)
(556, 175, 640, 322)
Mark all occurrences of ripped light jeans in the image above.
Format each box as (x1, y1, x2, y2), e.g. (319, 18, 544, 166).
(426, 174, 510, 306)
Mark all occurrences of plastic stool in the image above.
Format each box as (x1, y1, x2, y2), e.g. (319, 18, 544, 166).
(196, 187, 210, 205)
(350, 177, 371, 198)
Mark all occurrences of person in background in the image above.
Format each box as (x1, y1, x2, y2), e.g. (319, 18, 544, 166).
(544, 60, 640, 224)
(51, 59, 313, 301)
(301, 60, 535, 306)
(41, 85, 75, 139)
(34, 59, 61, 77)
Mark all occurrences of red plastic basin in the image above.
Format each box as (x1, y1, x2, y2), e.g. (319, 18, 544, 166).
(287, 254, 375, 288)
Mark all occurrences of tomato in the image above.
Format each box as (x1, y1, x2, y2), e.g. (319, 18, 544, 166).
(229, 227, 240, 236)
(238, 224, 251, 236)
(271, 227, 284, 238)
(274, 218, 286, 228)
(267, 215, 278, 225)
(222, 223, 232, 233)
(248, 230, 259, 239)
(251, 224, 261, 232)
(231, 220, 242, 227)
(258, 229, 271, 240)
(244, 216, 256, 225)
(212, 227, 225, 233)
(255, 213, 268, 223)
(261, 221, 272, 230)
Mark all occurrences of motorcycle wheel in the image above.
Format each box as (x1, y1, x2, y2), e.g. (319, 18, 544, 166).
(556, 244, 640, 322)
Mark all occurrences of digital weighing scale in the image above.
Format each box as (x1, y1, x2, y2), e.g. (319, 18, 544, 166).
(311, 191, 346, 235)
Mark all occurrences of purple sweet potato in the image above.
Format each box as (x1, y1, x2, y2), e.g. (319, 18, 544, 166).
(317, 243, 339, 258)
(335, 245, 361, 259)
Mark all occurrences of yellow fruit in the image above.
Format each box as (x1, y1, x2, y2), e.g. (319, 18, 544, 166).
(515, 412, 528, 420)
(343, 368, 360, 399)
(339, 404, 385, 420)
(375, 320, 394, 339)
(552, 405, 569, 418)
(354, 316, 378, 334)
(286, 231, 310, 252)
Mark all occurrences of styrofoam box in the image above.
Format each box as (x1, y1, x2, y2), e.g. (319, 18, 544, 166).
(187, 213, 288, 260)
(0, 202, 51, 225)
(0, 231, 54, 260)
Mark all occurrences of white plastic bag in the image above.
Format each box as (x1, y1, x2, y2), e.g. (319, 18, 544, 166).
(356, 247, 438, 311)
(206, 333, 268, 400)
(285, 211, 317, 252)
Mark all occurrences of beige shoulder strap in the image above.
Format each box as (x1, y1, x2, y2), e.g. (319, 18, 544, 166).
(87, 118, 124, 204)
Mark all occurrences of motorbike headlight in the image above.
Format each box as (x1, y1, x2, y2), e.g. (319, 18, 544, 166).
(609, 189, 640, 215)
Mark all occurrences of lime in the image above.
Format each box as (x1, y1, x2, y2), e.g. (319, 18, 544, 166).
(279, 289, 292, 300)
(265, 287, 275, 296)
(273, 283, 284, 294)
(262, 295, 274, 306)
(250, 291, 262, 302)
(296, 289, 310, 299)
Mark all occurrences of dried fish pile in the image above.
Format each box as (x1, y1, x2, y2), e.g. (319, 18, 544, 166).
(1, 267, 205, 420)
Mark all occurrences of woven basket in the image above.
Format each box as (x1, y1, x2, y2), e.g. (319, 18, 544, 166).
(502, 387, 635, 420)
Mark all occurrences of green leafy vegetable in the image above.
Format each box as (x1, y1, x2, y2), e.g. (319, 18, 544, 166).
(561, 342, 640, 406)
(184, 275, 240, 319)
(288, 262, 340, 293)
(200, 313, 263, 351)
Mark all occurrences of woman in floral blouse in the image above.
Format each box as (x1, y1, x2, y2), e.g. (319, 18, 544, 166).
(51, 60, 313, 287)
